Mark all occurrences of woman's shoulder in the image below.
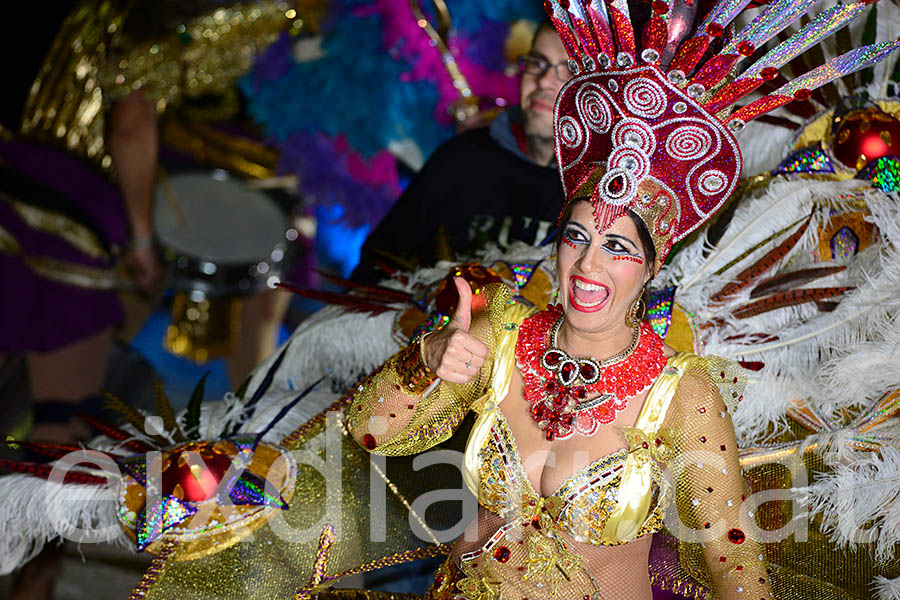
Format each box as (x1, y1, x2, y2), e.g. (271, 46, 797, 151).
(667, 352, 747, 415)
(480, 282, 539, 326)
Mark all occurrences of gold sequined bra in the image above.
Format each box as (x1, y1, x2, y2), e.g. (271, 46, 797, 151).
(464, 347, 695, 547)
(453, 303, 698, 596)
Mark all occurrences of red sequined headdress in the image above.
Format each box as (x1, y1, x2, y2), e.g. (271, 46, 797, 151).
(548, 0, 900, 273)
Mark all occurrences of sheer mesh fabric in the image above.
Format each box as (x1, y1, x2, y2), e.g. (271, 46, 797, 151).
(661, 358, 773, 600)
(347, 284, 509, 457)
(348, 286, 774, 599)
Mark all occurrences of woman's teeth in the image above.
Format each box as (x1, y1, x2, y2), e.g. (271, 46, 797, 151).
(572, 279, 609, 307)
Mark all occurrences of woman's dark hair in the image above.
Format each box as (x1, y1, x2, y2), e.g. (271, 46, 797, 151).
(556, 199, 657, 270)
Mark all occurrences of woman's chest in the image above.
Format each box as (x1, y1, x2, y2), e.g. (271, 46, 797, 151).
(496, 370, 650, 497)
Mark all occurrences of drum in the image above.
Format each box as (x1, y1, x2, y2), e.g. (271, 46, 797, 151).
(154, 169, 302, 362)
(154, 168, 301, 296)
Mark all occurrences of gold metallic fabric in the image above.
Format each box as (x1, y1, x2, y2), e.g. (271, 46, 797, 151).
(20, 0, 296, 171)
(0, 223, 121, 289)
(347, 284, 515, 456)
(350, 285, 773, 599)
(142, 396, 458, 600)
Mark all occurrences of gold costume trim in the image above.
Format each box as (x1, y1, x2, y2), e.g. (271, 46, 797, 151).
(0, 224, 121, 289)
(2, 192, 111, 260)
(129, 539, 180, 600)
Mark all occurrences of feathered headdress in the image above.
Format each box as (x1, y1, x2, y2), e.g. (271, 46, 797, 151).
(547, 0, 900, 272)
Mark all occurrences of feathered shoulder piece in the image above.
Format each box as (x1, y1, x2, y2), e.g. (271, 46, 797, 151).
(547, 0, 899, 273)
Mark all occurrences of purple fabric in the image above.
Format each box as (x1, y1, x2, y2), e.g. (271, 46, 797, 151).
(0, 140, 129, 246)
(0, 141, 126, 352)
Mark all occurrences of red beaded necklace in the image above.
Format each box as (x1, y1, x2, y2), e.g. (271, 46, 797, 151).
(515, 304, 667, 441)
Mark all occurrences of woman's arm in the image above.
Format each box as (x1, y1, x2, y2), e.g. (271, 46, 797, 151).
(667, 358, 774, 600)
(347, 279, 502, 456)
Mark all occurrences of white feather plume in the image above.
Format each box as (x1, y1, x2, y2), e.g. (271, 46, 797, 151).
(797, 446, 900, 562)
(0, 475, 128, 575)
(873, 575, 900, 600)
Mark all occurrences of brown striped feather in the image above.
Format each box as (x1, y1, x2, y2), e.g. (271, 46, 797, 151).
(733, 286, 855, 319)
(276, 283, 394, 314)
(750, 266, 847, 299)
(154, 381, 185, 442)
(313, 270, 412, 301)
(711, 211, 814, 303)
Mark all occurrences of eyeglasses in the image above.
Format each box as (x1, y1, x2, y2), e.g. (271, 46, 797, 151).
(518, 54, 573, 82)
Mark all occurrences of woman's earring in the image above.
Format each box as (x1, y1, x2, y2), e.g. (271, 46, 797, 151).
(625, 295, 646, 328)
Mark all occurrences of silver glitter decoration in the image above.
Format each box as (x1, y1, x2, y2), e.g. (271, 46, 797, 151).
(568, 58, 581, 76)
(616, 52, 634, 68)
(667, 69, 686, 84)
(641, 48, 660, 64)
(687, 83, 706, 98)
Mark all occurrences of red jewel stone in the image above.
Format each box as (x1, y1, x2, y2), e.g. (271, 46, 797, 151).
(760, 67, 778, 81)
(579, 363, 597, 381)
(577, 388, 587, 399)
(699, 407, 707, 414)
(720, 445, 726, 451)
(652, 0, 668, 13)
(363, 434, 377, 450)
(700, 436, 707, 443)
(719, 556, 726, 563)
(737, 41, 755, 56)
(737, 565, 743, 571)
(741, 494, 747, 501)
(434, 574, 445, 587)
(706, 22, 724, 37)
(794, 88, 812, 101)
(561, 361, 576, 379)
(707, 487, 714, 493)
(518, 566, 525, 571)
(407, 404, 414, 409)
(494, 546, 512, 562)
(642, 442, 649, 449)
(544, 351, 562, 366)
(704, 522, 711, 529)
(389, 413, 396, 418)
(609, 174, 625, 194)
(728, 528, 746, 544)
(532, 517, 542, 530)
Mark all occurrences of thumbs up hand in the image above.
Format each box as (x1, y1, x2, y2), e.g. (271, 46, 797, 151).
(422, 277, 490, 384)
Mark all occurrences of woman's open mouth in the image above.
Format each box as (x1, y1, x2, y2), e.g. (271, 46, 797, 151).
(568, 276, 610, 312)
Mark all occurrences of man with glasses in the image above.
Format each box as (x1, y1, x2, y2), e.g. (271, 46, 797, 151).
(352, 19, 572, 283)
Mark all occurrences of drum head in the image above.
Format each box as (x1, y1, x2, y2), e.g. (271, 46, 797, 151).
(154, 172, 288, 266)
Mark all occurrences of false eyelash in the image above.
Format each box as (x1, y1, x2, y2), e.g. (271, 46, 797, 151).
(562, 237, 578, 249)
(613, 255, 643, 264)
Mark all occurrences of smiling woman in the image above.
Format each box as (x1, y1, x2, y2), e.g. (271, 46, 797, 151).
(344, 0, 777, 593)
(342, 0, 900, 595)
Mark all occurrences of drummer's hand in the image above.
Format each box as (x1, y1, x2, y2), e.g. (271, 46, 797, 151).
(423, 277, 488, 384)
(124, 238, 162, 292)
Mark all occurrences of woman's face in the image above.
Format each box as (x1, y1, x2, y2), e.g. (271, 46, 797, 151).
(557, 201, 652, 335)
